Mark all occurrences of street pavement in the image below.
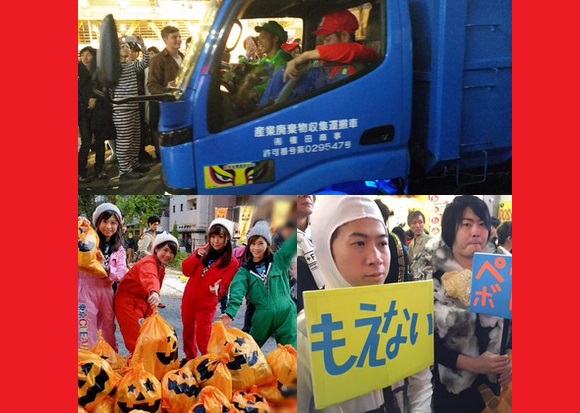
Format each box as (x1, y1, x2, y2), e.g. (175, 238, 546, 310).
(114, 266, 278, 359)
(79, 145, 167, 195)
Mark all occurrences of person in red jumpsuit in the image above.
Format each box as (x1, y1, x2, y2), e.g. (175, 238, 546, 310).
(181, 218, 240, 360)
(114, 231, 179, 354)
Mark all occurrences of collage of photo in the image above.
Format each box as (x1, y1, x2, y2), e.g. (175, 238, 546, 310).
(78, 1, 512, 412)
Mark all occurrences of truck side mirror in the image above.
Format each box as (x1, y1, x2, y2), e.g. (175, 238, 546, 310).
(97, 14, 121, 88)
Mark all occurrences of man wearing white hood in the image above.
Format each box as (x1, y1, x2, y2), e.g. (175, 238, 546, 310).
(297, 195, 433, 413)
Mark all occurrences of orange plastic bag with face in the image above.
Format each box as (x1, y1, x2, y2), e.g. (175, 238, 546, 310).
(207, 322, 275, 391)
(114, 363, 163, 413)
(189, 386, 239, 413)
(185, 345, 233, 401)
(231, 389, 271, 413)
(91, 330, 127, 374)
(91, 396, 115, 413)
(78, 349, 122, 412)
(132, 312, 180, 380)
(161, 366, 202, 413)
(257, 344, 298, 405)
(78, 217, 108, 278)
(266, 344, 297, 388)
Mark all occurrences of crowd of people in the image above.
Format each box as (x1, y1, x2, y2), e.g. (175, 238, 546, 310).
(79, 8, 382, 177)
(77, 25, 182, 183)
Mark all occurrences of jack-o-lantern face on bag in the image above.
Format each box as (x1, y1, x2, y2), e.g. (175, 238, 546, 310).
(161, 367, 201, 411)
(190, 385, 236, 413)
(226, 337, 260, 371)
(114, 364, 162, 413)
(78, 349, 122, 410)
(156, 331, 179, 365)
(231, 391, 271, 413)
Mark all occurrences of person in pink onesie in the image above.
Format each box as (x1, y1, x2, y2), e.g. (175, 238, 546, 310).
(78, 202, 127, 351)
(181, 218, 240, 360)
(114, 231, 179, 354)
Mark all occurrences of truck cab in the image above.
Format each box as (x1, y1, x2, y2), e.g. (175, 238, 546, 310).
(99, 0, 511, 194)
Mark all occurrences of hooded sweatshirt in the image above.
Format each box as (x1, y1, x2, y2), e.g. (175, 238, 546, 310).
(297, 196, 432, 413)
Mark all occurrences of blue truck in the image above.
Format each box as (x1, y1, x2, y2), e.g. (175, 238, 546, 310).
(98, 0, 511, 194)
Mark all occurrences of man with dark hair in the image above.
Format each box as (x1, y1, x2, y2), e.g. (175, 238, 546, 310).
(255, 21, 292, 74)
(137, 215, 161, 260)
(407, 210, 432, 263)
(409, 196, 511, 412)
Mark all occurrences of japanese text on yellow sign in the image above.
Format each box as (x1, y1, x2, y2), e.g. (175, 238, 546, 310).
(471, 253, 512, 319)
(303, 280, 434, 409)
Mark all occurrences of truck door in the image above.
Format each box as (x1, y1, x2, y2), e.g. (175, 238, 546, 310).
(189, 0, 412, 194)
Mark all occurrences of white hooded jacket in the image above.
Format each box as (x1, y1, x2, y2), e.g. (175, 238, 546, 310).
(297, 196, 432, 413)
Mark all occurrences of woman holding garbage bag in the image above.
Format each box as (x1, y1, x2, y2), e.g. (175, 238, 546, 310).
(181, 218, 240, 360)
(78, 202, 127, 351)
(220, 220, 297, 348)
(114, 231, 178, 354)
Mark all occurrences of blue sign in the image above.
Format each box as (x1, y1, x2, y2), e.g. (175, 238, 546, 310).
(470, 253, 512, 319)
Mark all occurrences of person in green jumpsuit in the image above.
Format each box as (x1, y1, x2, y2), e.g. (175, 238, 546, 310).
(220, 220, 297, 348)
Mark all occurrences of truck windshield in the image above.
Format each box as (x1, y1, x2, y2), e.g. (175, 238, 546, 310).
(171, 0, 224, 99)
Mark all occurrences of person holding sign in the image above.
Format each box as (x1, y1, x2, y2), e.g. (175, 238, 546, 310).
(298, 196, 432, 413)
(410, 195, 512, 413)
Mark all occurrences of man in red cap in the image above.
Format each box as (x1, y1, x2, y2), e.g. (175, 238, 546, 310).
(284, 9, 379, 82)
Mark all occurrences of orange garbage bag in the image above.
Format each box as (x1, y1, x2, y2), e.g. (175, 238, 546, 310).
(231, 389, 271, 413)
(207, 322, 275, 390)
(78, 349, 122, 412)
(78, 217, 108, 278)
(91, 330, 127, 374)
(132, 311, 180, 380)
(161, 366, 202, 413)
(266, 344, 297, 388)
(189, 385, 239, 413)
(257, 344, 297, 405)
(114, 362, 162, 413)
(185, 345, 233, 400)
(91, 395, 115, 413)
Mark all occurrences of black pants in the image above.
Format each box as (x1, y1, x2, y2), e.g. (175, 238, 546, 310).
(78, 112, 93, 177)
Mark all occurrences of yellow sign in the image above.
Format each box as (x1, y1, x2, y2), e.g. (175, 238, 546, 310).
(237, 205, 254, 242)
(271, 199, 293, 230)
(303, 280, 434, 409)
(499, 201, 512, 222)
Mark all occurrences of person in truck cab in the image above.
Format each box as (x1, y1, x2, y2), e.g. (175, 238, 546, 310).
(259, 9, 379, 108)
(284, 9, 379, 82)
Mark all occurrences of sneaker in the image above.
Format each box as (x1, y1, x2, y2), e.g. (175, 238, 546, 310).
(105, 154, 117, 164)
(78, 175, 92, 183)
(96, 171, 108, 180)
(120, 170, 144, 180)
(133, 164, 151, 173)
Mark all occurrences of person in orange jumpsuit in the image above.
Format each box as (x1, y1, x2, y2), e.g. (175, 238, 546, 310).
(114, 231, 178, 354)
(181, 218, 240, 359)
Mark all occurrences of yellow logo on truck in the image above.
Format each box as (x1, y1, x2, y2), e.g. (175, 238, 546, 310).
(204, 160, 274, 188)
